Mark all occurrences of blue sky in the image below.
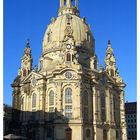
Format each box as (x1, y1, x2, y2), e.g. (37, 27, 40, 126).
(4, 0, 136, 105)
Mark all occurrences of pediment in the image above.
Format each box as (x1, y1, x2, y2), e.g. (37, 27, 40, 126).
(21, 71, 45, 84)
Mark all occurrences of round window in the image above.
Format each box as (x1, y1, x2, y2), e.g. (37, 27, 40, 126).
(65, 71, 72, 79)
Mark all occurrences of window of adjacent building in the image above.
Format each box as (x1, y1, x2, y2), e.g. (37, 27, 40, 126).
(65, 88, 72, 103)
(32, 93, 36, 108)
(86, 129, 91, 138)
(66, 53, 71, 62)
(49, 90, 54, 106)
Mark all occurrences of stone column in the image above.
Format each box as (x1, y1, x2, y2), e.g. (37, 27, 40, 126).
(75, 0, 78, 8)
(97, 89, 101, 121)
(120, 90, 127, 140)
(105, 88, 111, 140)
(72, 82, 81, 121)
(38, 86, 45, 121)
(56, 82, 62, 113)
(26, 95, 30, 120)
(92, 86, 97, 122)
(92, 86, 98, 140)
(25, 94, 27, 121)
(67, 0, 71, 7)
(110, 93, 115, 123)
(60, 0, 64, 8)
(105, 88, 111, 123)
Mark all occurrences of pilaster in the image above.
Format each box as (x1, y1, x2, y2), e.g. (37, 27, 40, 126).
(120, 90, 127, 140)
(105, 88, 111, 123)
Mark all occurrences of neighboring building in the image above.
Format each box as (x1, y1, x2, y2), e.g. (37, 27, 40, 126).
(125, 102, 137, 140)
(11, 0, 127, 140)
(3, 104, 12, 135)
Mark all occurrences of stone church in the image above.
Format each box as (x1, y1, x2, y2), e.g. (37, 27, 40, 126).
(12, 0, 127, 140)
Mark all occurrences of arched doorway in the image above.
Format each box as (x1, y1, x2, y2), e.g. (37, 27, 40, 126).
(65, 127, 72, 140)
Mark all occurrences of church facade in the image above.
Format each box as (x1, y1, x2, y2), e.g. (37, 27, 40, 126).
(12, 0, 127, 140)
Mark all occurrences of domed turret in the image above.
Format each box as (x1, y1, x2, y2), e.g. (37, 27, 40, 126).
(39, 0, 96, 73)
(42, 0, 95, 54)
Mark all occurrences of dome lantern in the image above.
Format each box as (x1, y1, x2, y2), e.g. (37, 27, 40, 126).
(59, 0, 79, 16)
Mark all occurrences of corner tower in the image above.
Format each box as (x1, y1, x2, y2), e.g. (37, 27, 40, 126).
(104, 40, 117, 77)
(20, 40, 32, 79)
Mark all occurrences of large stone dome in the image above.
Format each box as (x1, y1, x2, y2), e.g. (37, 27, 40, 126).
(42, 10, 94, 53)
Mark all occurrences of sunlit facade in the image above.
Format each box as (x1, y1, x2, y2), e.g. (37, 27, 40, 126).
(12, 0, 127, 139)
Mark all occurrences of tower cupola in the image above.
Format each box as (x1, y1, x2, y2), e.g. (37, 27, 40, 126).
(104, 40, 116, 77)
(59, 0, 79, 16)
(20, 39, 33, 80)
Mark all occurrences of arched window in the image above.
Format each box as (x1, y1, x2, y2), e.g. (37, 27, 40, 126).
(32, 93, 36, 108)
(86, 129, 91, 138)
(66, 53, 71, 62)
(65, 105, 72, 119)
(65, 88, 72, 103)
(65, 88, 72, 119)
(49, 90, 54, 106)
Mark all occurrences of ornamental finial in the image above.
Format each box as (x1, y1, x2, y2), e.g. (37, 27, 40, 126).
(108, 39, 111, 45)
(26, 38, 30, 48)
